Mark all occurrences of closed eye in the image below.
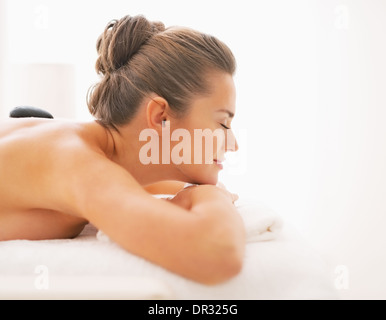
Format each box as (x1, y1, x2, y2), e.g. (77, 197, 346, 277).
(220, 123, 231, 130)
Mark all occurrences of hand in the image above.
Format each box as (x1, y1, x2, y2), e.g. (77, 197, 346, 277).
(216, 182, 239, 203)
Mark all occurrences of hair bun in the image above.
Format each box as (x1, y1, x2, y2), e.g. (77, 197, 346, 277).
(95, 15, 165, 75)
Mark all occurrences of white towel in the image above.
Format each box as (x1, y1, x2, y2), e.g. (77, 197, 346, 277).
(235, 199, 283, 242)
(97, 195, 283, 244)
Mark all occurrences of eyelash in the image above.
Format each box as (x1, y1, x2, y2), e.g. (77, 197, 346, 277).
(220, 123, 231, 130)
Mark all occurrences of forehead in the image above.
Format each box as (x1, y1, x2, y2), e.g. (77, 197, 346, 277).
(190, 73, 236, 116)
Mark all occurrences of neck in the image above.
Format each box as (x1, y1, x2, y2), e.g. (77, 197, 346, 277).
(97, 121, 187, 186)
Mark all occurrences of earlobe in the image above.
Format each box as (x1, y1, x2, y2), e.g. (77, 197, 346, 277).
(146, 96, 170, 133)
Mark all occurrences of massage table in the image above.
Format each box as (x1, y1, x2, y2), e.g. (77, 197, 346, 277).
(0, 196, 338, 300)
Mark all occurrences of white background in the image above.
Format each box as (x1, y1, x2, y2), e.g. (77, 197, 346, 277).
(0, 0, 385, 299)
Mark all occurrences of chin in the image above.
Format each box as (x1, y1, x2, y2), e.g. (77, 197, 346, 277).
(195, 177, 218, 186)
(184, 166, 219, 186)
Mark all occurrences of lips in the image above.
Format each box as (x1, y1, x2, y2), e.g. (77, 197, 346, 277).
(214, 159, 225, 169)
(214, 158, 225, 164)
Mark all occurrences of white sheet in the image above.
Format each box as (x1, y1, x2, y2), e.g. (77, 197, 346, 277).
(0, 197, 338, 300)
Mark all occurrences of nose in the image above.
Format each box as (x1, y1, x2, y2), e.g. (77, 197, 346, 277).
(226, 130, 239, 152)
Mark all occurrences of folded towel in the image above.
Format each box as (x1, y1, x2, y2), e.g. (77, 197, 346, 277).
(97, 195, 283, 244)
(235, 199, 283, 242)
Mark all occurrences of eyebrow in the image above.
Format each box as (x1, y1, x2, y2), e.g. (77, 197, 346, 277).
(217, 109, 235, 118)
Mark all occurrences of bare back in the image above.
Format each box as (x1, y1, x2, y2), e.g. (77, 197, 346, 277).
(0, 118, 103, 240)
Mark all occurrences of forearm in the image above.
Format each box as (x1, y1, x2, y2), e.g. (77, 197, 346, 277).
(170, 184, 241, 222)
(190, 186, 235, 214)
(144, 181, 186, 195)
(155, 185, 246, 283)
(194, 201, 243, 245)
(187, 187, 246, 282)
(189, 186, 245, 251)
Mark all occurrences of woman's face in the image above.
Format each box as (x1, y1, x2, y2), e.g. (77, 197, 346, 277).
(169, 72, 238, 185)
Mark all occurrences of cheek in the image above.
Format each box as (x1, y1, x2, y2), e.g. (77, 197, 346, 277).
(215, 133, 226, 151)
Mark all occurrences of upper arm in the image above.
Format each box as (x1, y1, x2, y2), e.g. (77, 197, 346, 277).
(70, 155, 195, 238)
(67, 155, 225, 283)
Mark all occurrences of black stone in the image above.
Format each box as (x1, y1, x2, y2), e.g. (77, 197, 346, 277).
(10, 106, 54, 119)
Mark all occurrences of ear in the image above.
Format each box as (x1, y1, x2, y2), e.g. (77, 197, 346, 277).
(146, 97, 170, 134)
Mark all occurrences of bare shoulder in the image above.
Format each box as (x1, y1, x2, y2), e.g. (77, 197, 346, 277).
(0, 119, 143, 214)
(45, 133, 149, 216)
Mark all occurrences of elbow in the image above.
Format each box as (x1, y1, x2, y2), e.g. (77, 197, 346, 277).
(226, 250, 244, 279)
(198, 246, 244, 286)
(194, 219, 246, 285)
(212, 250, 244, 285)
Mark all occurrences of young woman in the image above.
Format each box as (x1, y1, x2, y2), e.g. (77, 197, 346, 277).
(0, 15, 245, 285)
